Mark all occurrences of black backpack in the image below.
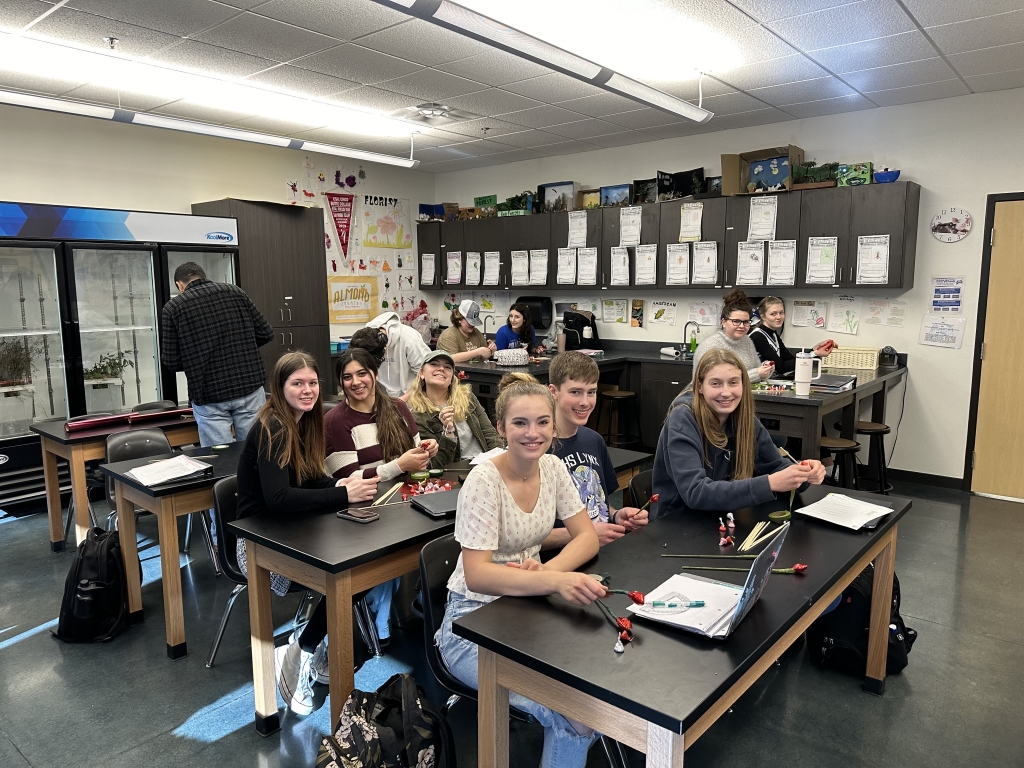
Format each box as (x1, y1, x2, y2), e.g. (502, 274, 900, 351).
(563, 311, 602, 351)
(317, 673, 443, 768)
(53, 527, 129, 643)
(807, 563, 917, 676)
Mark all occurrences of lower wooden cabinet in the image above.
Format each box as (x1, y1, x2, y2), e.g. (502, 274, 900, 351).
(640, 362, 691, 450)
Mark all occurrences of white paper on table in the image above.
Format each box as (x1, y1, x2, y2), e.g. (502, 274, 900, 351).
(602, 299, 628, 323)
(619, 206, 641, 247)
(856, 235, 890, 284)
(791, 300, 827, 328)
(827, 293, 863, 335)
(666, 243, 690, 285)
(797, 493, 892, 530)
(420, 253, 435, 285)
(567, 210, 588, 248)
(465, 252, 481, 286)
(529, 249, 548, 285)
(747, 196, 778, 241)
(688, 301, 720, 326)
(864, 297, 907, 328)
(628, 573, 742, 636)
(556, 248, 577, 285)
(736, 241, 765, 285)
(930, 275, 965, 314)
(634, 243, 657, 285)
(577, 247, 598, 286)
(806, 237, 838, 285)
(649, 300, 677, 326)
(511, 250, 529, 286)
(919, 314, 966, 349)
(126, 454, 211, 487)
(692, 241, 718, 284)
(483, 251, 500, 286)
(470, 447, 506, 465)
(678, 202, 703, 242)
(610, 246, 630, 286)
(767, 240, 797, 285)
(446, 251, 462, 284)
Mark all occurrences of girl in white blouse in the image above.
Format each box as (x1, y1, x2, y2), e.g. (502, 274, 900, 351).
(438, 373, 604, 768)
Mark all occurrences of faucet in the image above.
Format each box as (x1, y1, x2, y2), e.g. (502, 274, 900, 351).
(483, 315, 497, 336)
(682, 321, 699, 354)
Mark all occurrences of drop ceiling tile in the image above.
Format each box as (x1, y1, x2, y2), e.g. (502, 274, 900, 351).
(254, 0, 409, 43)
(726, 0, 840, 23)
(747, 76, 857, 106)
(662, 0, 758, 31)
(926, 11, 1024, 55)
(843, 58, 958, 92)
(0, 0, 54, 29)
(429, 157, 498, 172)
(965, 67, 1024, 91)
(642, 122, 720, 140)
(330, 85, 420, 113)
(488, 129, 567, 148)
(481, 148, 547, 164)
(195, 12, 339, 62)
(297, 44, 422, 85)
(1, 70, 90, 96)
(60, 83, 175, 111)
(439, 117, 528, 139)
(698, 90, 769, 115)
(437, 49, 552, 87)
(657, 76, 735, 102)
(229, 114, 326, 135)
(30, 7, 181, 57)
(348, 136, 416, 156)
(66, 0, 237, 38)
(375, 68, 486, 101)
(245, 65, 358, 98)
(780, 93, 875, 118)
(497, 103, 587, 128)
(707, 107, 793, 130)
(529, 139, 601, 158)
(152, 99, 255, 124)
(149, 40, 276, 78)
(603, 108, 685, 130)
(290, 126, 385, 145)
(555, 92, 644, 117)
(587, 130, 661, 147)
(768, 0, 917, 49)
(415, 144, 481, 162)
(714, 55, 829, 91)
(948, 42, 1024, 76)
(718, 22, 799, 64)
(502, 72, 604, 103)
(205, 0, 263, 8)
(543, 118, 632, 140)
(809, 31, 938, 74)
(864, 78, 970, 106)
(413, 130, 470, 148)
(900, 0, 1023, 28)
(441, 138, 520, 156)
(355, 18, 489, 67)
(443, 87, 542, 116)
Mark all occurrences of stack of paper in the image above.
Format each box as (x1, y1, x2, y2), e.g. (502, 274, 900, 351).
(469, 447, 506, 465)
(628, 574, 742, 638)
(797, 493, 892, 530)
(125, 454, 211, 487)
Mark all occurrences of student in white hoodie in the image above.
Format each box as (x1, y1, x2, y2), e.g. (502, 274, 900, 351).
(350, 312, 431, 401)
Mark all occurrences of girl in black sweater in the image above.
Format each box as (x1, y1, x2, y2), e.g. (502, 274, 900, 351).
(749, 296, 835, 375)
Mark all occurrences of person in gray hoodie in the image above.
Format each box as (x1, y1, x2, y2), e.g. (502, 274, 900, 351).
(652, 347, 825, 519)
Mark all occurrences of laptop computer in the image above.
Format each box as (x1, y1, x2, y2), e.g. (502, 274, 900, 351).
(409, 488, 460, 519)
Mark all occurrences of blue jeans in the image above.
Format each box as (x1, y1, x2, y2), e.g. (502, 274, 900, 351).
(438, 592, 599, 768)
(192, 387, 266, 447)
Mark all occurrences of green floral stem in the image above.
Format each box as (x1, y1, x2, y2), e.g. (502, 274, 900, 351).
(661, 554, 757, 559)
(679, 566, 800, 574)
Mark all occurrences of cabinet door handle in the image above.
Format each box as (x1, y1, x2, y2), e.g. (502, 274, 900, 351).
(850, 267, 854, 282)
(280, 333, 285, 346)
(671, 382, 679, 385)
(280, 309, 284, 321)
(725, 269, 729, 284)
(287, 308, 292, 321)
(289, 333, 293, 345)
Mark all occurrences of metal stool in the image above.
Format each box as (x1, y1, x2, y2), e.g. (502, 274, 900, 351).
(835, 420, 892, 494)
(820, 436, 860, 489)
(597, 390, 642, 448)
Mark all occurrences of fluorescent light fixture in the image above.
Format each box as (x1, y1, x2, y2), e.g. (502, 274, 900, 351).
(0, 88, 115, 119)
(301, 142, 420, 168)
(130, 113, 293, 147)
(372, 0, 714, 123)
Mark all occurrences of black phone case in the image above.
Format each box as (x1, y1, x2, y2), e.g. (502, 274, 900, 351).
(337, 509, 380, 524)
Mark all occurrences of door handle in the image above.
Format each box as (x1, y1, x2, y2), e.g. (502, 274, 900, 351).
(289, 333, 293, 345)
(280, 333, 285, 346)
(725, 269, 729, 284)
(287, 308, 292, 321)
(850, 267, 854, 282)
(280, 309, 284, 321)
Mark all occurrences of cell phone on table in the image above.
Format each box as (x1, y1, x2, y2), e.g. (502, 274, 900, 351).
(337, 507, 380, 524)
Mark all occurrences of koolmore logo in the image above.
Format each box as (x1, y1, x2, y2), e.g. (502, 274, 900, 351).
(206, 231, 234, 242)
(0, 455, 8, 466)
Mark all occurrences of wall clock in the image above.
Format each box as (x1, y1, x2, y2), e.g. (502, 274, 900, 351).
(930, 207, 972, 242)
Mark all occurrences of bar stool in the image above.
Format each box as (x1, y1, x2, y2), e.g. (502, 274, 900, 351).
(834, 420, 893, 494)
(597, 390, 642, 448)
(820, 436, 860, 489)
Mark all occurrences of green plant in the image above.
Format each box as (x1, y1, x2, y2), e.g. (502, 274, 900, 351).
(84, 351, 134, 380)
(0, 338, 40, 385)
(495, 191, 533, 212)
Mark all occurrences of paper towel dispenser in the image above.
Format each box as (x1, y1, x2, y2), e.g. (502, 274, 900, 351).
(514, 296, 553, 330)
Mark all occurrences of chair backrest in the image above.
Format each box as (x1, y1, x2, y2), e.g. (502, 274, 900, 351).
(212, 476, 246, 586)
(418, 534, 475, 698)
(133, 400, 177, 413)
(104, 428, 173, 509)
(628, 470, 653, 509)
(323, 400, 340, 413)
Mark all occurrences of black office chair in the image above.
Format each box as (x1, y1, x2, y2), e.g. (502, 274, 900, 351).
(132, 400, 178, 413)
(627, 470, 652, 511)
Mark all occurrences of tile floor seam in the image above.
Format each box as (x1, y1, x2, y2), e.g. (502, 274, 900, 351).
(0, 728, 32, 767)
(901, 611, 1024, 648)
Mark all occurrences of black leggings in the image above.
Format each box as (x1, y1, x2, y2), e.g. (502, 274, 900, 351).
(298, 599, 326, 653)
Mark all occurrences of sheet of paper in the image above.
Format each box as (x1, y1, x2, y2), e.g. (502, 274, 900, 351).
(420, 253, 435, 286)
(688, 301, 719, 326)
(126, 454, 210, 487)
(470, 447, 506, 465)
(919, 314, 966, 349)
(856, 235, 890, 284)
(634, 243, 657, 285)
(864, 297, 908, 328)
(806, 237, 838, 285)
(766, 240, 797, 285)
(577, 247, 598, 286)
(692, 241, 718, 284)
(483, 251, 500, 286)
(678, 202, 703, 242)
(619, 206, 641, 247)
(511, 250, 529, 286)
(602, 299, 628, 323)
(567, 210, 588, 248)
(610, 246, 630, 286)
(464, 251, 481, 286)
(529, 249, 548, 285)
(797, 493, 892, 530)
(446, 251, 462, 284)
(556, 247, 577, 285)
(747, 196, 778, 241)
(666, 243, 689, 285)
(650, 300, 677, 326)
(736, 241, 765, 285)
(930, 275, 965, 314)
(628, 573, 741, 635)
(791, 300, 827, 328)
(827, 293, 863, 335)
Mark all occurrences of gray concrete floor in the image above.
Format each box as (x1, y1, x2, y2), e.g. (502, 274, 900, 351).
(0, 481, 1021, 767)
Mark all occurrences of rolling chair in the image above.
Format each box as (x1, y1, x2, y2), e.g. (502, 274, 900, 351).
(132, 400, 178, 413)
(627, 470, 653, 511)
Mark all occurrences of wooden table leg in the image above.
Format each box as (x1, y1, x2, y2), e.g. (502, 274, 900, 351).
(247, 541, 280, 737)
(69, 444, 92, 546)
(478, 647, 510, 768)
(800, 410, 823, 460)
(116, 482, 144, 625)
(325, 570, 355, 727)
(156, 502, 187, 660)
(647, 723, 685, 767)
(864, 524, 898, 695)
(41, 439, 65, 552)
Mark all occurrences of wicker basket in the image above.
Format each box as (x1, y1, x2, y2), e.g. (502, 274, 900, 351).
(822, 346, 880, 370)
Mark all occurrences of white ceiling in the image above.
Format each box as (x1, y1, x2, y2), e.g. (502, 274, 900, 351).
(3, 0, 1022, 172)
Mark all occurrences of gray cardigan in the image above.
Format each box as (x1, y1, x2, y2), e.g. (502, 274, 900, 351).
(691, 329, 764, 383)
(651, 392, 801, 519)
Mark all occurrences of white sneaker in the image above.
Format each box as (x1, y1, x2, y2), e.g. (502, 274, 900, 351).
(275, 641, 315, 716)
(311, 638, 329, 685)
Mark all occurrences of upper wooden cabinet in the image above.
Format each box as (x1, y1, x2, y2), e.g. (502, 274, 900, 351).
(439, 220, 464, 288)
(658, 197, 727, 288)
(416, 221, 440, 289)
(848, 181, 920, 290)
(724, 192, 801, 289)
(600, 203, 660, 289)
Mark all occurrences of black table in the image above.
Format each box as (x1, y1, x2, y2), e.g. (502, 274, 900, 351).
(99, 442, 244, 659)
(31, 414, 199, 551)
(455, 485, 911, 768)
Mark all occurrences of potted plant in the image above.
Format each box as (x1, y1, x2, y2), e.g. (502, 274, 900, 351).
(792, 161, 840, 189)
(84, 351, 134, 383)
(0, 338, 39, 387)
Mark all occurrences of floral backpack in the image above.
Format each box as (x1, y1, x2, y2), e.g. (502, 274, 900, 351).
(316, 674, 441, 768)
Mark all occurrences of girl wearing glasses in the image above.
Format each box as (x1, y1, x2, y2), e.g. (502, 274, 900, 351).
(691, 289, 774, 384)
(749, 297, 835, 375)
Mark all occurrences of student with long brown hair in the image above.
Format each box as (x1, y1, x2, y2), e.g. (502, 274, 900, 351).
(652, 348, 826, 518)
(690, 289, 775, 384)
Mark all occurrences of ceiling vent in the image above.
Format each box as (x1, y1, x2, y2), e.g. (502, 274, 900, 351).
(397, 102, 483, 126)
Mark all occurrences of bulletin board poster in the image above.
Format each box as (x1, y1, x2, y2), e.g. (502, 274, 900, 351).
(328, 275, 379, 324)
(360, 195, 413, 250)
(324, 193, 354, 258)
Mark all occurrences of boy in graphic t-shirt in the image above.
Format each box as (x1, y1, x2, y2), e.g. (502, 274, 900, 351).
(544, 351, 648, 548)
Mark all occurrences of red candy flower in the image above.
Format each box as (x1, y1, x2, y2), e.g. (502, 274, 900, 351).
(615, 616, 633, 632)
(627, 591, 645, 606)
(638, 493, 660, 513)
(793, 563, 808, 573)
(619, 629, 634, 643)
